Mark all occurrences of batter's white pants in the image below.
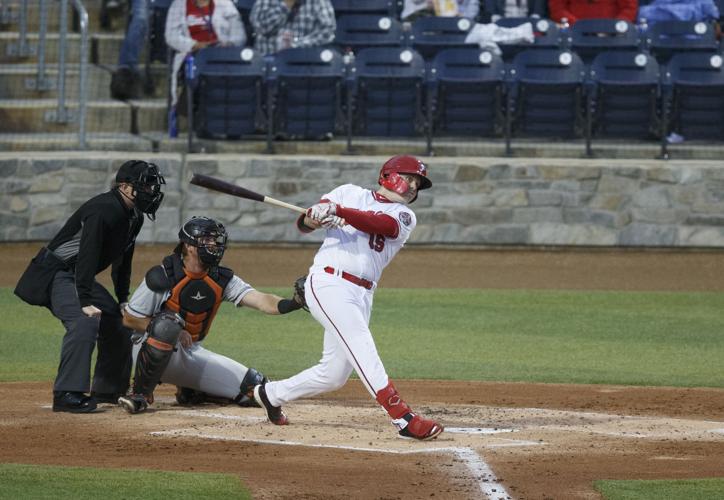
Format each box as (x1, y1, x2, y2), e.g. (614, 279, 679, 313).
(265, 271, 389, 407)
(132, 338, 250, 400)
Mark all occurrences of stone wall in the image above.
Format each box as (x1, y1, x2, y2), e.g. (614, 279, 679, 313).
(2, 152, 724, 247)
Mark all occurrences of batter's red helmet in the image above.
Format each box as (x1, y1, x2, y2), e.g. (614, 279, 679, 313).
(378, 155, 432, 197)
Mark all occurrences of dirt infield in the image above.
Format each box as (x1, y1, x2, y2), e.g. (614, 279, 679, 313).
(2, 243, 724, 499)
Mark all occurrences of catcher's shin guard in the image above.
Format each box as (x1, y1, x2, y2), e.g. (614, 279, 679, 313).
(131, 312, 183, 398)
(375, 381, 444, 441)
(235, 367, 267, 408)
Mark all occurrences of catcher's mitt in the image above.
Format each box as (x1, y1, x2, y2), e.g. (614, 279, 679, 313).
(293, 275, 309, 312)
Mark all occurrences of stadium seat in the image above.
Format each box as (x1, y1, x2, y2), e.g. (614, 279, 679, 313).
(585, 51, 660, 156)
(267, 47, 345, 145)
(190, 46, 265, 140)
(335, 15, 404, 53)
(505, 49, 586, 154)
(646, 21, 719, 64)
(330, 0, 396, 17)
(662, 52, 724, 155)
(410, 17, 476, 60)
(346, 47, 426, 147)
(571, 19, 641, 64)
(494, 17, 561, 61)
(426, 48, 506, 154)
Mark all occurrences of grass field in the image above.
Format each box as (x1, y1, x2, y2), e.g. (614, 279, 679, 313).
(2, 287, 723, 387)
(0, 463, 250, 499)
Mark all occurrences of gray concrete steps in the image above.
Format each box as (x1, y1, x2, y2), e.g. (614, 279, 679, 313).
(0, 0, 114, 34)
(0, 97, 169, 134)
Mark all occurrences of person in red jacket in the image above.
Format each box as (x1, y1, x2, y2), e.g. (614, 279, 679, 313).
(548, 0, 638, 25)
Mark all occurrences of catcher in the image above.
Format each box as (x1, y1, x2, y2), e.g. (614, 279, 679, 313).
(118, 216, 307, 413)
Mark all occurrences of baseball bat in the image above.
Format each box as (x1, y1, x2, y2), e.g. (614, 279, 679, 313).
(189, 173, 307, 214)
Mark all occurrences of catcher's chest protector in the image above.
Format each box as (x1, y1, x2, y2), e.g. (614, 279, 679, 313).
(161, 254, 233, 342)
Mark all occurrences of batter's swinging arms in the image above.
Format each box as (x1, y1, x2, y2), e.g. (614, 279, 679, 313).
(118, 216, 305, 414)
(253, 155, 443, 441)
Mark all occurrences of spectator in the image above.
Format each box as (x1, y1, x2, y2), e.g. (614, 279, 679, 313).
(165, 0, 246, 112)
(638, 0, 719, 26)
(481, 0, 548, 22)
(110, 0, 149, 100)
(548, 0, 638, 25)
(250, 0, 336, 56)
(401, 0, 480, 21)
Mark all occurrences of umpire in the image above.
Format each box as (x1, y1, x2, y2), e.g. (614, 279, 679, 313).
(15, 160, 165, 413)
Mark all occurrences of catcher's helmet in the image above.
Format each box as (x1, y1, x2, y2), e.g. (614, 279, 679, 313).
(178, 216, 228, 267)
(115, 160, 165, 219)
(378, 155, 432, 202)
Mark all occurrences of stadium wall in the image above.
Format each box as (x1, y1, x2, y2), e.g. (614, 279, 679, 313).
(1, 151, 723, 247)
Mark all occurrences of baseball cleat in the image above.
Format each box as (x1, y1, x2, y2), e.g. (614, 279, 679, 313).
(253, 384, 288, 425)
(398, 414, 444, 441)
(118, 394, 148, 414)
(52, 391, 99, 413)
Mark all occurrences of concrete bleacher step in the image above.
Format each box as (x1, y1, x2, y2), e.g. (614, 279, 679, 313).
(0, 0, 110, 33)
(0, 64, 111, 99)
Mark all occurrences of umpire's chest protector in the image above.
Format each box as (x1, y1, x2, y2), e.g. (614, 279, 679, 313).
(161, 254, 233, 342)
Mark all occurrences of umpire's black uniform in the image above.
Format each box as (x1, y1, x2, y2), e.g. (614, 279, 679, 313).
(15, 160, 164, 413)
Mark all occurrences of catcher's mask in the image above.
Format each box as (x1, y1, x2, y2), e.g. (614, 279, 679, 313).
(178, 216, 228, 267)
(378, 155, 432, 203)
(115, 160, 166, 219)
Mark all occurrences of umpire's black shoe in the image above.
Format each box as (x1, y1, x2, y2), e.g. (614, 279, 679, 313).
(90, 392, 122, 404)
(52, 392, 99, 413)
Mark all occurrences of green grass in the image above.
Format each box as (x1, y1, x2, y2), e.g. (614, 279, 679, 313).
(2, 287, 723, 387)
(0, 463, 250, 499)
(596, 478, 724, 499)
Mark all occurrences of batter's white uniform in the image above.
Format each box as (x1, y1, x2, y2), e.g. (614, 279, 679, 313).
(124, 274, 255, 399)
(265, 184, 416, 406)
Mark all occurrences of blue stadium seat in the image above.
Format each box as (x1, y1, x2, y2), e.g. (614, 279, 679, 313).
(335, 15, 404, 53)
(646, 21, 719, 64)
(663, 52, 724, 145)
(585, 51, 660, 156)
(410, 17, 476, 60)
(495, 17, 561, 61)
(347, 47, 426, 143)
(268, 47, 345, 142)
(506, 49, 586, 154)
(571, 19, 641, 64)
(331, 0, 396, 17)
(191, 46, 265, 139)
(427, 48, 506, 153)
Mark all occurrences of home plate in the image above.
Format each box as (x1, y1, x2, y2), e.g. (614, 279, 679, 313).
(445, 427, 517, 434)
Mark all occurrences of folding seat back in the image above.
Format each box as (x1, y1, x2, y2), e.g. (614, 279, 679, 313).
(270, 47, 345, 138)
(647, 21, 719, 64)
(587, 51, 660, 142)
(410, 16, 476, 60)
(508, 49, 586, 137)
(495, 17, 561, 61)
(331, 0, 396, 17)
(571, 19, 640, 64)
(665, 52, 724, 139)
(351, 47, 426, 137)
(192, 46, 265, 138)
(429, 47, 505, 136)
(336, 15, 404, 53)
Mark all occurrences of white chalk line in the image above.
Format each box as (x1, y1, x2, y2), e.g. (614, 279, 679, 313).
(151, 429, 513, 499)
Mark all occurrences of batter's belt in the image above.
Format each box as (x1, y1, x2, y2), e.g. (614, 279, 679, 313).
(324, 266, 374, 290)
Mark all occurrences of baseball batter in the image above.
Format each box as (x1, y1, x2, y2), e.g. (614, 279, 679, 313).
(118, 216, 306, 413)
(253, 155, 443, 441)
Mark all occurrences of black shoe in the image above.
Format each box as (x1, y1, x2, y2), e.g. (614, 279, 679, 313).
(110, 67, 142, 100)
(118, 393, 148, 414)
(52, 392, 99, 413)
(90, 392, 122, 404)
(253, 384, 288, 425)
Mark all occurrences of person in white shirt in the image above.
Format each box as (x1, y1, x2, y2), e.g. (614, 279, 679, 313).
(252, 155, 444, 441)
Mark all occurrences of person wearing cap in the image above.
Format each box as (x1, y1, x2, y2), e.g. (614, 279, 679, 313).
(15, 160, 166, 413)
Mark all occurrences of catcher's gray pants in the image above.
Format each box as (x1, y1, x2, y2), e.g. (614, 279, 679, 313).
(50, 270, 133, 394)
(132, 338, 251, 399)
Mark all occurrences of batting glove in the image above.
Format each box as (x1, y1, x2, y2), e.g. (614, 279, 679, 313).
(307, 202, 337, 221)
(320, 214, 344, 229)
